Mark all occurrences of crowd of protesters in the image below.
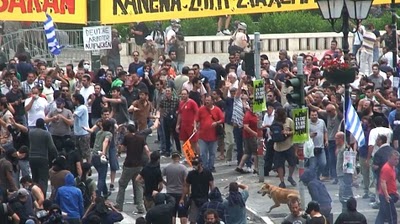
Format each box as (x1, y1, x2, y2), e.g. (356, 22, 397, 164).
(0, 19, 398, 224)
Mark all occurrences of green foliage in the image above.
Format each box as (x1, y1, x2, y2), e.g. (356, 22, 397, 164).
(258, 11, 332, 33)
(180, 18, 217, 36)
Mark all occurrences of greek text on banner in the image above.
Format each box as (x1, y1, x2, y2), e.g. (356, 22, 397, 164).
(83, 26, 112, 51)
(252, 79, 266, 113)
(292, 107, 309, 144)
(101, 0, 399, 24)
(0, 0, 87, 24)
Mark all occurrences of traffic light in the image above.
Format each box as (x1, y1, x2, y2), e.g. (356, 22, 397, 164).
(285, 75, 305, 106)
(243, 52, 255, 77)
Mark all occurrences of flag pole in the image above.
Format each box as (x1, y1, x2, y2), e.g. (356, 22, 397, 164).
(344, 84, 350, 145)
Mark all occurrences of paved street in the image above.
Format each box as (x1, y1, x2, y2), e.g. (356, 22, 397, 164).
(82, 131, 260, 223)
(76, 130, 398, 223)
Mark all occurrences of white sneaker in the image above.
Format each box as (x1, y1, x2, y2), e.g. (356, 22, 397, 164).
(222, 29, 231, 35)
(216, 31, 224, 36)
(244, 167, 252, 173)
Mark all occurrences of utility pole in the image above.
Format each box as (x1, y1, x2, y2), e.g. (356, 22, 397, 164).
(296, 56, 306, 210)
(89, 0, 101, 72)
(254, 32, 261, 79)
(391, 0, 398, 74)
(253, 32, 265, 182)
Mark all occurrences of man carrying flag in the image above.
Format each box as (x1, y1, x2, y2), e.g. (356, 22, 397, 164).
(176, 89, 199, 157)
(44, 13, 62, 56)
(337, 97, 365, 210)
(345, 97, 365, 147)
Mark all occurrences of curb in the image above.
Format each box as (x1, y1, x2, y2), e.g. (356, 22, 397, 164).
(246, 206, 275, 224)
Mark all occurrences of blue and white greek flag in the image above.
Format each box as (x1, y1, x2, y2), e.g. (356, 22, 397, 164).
(345, 97, 365, 147)
(44, 14, 61, 55)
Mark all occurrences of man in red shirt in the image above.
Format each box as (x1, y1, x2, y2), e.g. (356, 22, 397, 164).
(235, 101, 259, 174)
(376, 150, 399, 224)
(196, 95, 224, 172)
(176, 89, 199, 155)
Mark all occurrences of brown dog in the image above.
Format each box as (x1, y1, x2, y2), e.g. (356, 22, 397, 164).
(257, 183, 300, 213)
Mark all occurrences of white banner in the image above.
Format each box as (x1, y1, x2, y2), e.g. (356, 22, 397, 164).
(83, 26, 112, 51)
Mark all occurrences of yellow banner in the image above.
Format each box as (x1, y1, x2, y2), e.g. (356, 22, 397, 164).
(0, 0, 87, 24)
(101, 0, 399, 24)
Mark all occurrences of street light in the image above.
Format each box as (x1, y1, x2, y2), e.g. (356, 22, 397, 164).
(316, 0, 373, 214)
(316, 0, 373, 55)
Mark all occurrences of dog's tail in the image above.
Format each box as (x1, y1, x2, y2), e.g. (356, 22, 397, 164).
(287, 193, 300, 200)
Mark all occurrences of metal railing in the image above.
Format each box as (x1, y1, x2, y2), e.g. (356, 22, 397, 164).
(1, 28, 90, 65)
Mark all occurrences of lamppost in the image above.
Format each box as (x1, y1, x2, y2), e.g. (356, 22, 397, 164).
(316, 0, 372, 214)
(316, 0, 373, 56)
(316, 0, 373, 134)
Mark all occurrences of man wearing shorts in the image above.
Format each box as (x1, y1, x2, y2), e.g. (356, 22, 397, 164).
(216, 16, 231, 36)
(163, 152, 189, 224)
(176, 89, 199, 155)
(273, 107, 297, 188)
(235, 101, 259, 174)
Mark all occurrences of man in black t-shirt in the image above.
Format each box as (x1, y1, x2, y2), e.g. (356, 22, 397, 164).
(136, 151, 163, 212)
(131, 22, 149, 59)
(107, 29, 122, 74)
(115, 124, 150, 213)
(180, 158, 214, 224)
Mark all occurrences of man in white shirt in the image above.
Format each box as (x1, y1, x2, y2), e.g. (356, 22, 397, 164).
(225, 72, 239, 98)
(166, 19, 180, 54)
(77, 74, 95, 120)
(368, 116, 393, 161)
(182, 71, 207, 95)
(309, 109, 328, 178)
(24, 86, 48, 128)
(359, 24, 377, 76)
(262, 103, 275, 176)
(353, 24, 365, 55)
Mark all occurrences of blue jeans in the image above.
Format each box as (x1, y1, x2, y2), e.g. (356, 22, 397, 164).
(233, 126, 251, 167)
(199, 139, 217, 171)
(338, 174, 353, 210)
(177, 62, 185, 74)
(15, 115, 27, 127)
(353, 44, 361, 55)
(373, 46, 380, 62)
(108, 145, 119, 171)
(233, 127, 244, 164)
(375, 194, 398, 224)
(19, 160, 30, 177)
(328, 140, 337, 179)
(92, 155, 109, 197)
(108, 57, 121, 74)
(308, 148, 327, 178)
(158, 119, 166, 151)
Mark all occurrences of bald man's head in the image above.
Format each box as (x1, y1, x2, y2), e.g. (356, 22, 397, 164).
(326, 104, 337, 117)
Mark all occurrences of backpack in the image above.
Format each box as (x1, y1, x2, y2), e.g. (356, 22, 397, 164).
(76, 178, 93, 208)
(270, 121, 287, 142)
(152, 30, 165, 46)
